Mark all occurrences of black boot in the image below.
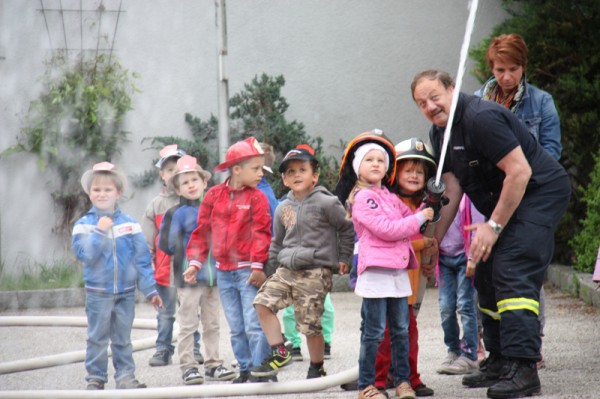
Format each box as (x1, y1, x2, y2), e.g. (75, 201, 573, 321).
(463, 352, 508, 388)
(487, 359, 541, 399)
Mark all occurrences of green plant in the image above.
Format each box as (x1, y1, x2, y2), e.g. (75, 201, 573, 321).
(0, 260, 83, 291)
(139, 73, 340, 198)
(571, 149, 600, 273)
(469, 0, 600, 264)
(1, 53, 138, 238)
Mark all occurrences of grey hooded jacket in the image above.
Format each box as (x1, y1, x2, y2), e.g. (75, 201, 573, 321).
(266, 186, 355, 275)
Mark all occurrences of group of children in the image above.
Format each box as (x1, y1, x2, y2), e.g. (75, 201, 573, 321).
(72, 131, 481, 398)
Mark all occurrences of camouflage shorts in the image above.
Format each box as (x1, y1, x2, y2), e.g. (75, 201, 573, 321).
(254, 267, 333, 336)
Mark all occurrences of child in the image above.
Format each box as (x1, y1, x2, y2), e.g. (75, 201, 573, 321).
(158, 155, 236, 384)
(72, 162, 163, 390)
(372, 138, 438, 397)
(335, 130, 434, 399)
(141, 145, 202, 367)
(186, 136, 272, 383)
(252, 144, 354, 379)
(435, 194, 482, 375)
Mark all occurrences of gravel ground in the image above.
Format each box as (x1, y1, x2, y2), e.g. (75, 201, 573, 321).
(0, 285, 599, 398)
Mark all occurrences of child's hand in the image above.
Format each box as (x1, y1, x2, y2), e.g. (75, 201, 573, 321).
(466, 258, 477, 277)
(338, 262, 349, 275)
(247, 270, 267, 288)
(150, 295, 163, 310)
(423, 236, 436, 249)
(183, 266, 199, 284)
(421, 207, 434, 221)
(97, 216, 113, 231)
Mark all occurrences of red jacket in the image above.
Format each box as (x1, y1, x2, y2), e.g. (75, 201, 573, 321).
(186, 180, 272, 271)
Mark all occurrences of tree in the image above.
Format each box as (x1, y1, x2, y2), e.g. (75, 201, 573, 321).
(139, 73, 340, 198)
(470, 0, 600, 265)
(1, 53, 138, 239)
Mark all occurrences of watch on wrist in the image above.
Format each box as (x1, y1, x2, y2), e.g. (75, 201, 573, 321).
(488, 219, 503, 235)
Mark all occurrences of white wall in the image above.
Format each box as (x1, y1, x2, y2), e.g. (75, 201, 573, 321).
(0, 0, 506, 273)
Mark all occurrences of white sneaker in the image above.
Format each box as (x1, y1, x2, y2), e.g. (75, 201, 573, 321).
(436, 352, 459, 374)
(437, 355, 478, 375)
(205, 365, 237, 381)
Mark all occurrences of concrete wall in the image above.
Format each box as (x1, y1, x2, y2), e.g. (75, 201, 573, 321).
(0, 0, 507, 273)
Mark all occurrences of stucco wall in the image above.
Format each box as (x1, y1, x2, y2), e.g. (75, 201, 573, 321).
(0, 0, 506, 272)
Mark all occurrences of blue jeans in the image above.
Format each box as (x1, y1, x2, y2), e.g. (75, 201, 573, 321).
(217, 268, 270, 372)
(85, 291, 136, 383)
(358, 297, 410, 389)
(438, 253, 478, 361)
(155, 285, 200, 354)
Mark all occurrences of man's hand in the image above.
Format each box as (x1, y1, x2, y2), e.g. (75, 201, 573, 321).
(421, 238, 438, 278)
(338, 262, 349, 275)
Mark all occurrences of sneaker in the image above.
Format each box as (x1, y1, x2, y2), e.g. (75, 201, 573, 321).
(182, 367, 204, 385)
(376, 386, 389, 398)
(232, 370, 250, 384)
(149, 349, 172, 367)
(307, 364, 327, 379)
(250, 346, 292, 377)
(205, 365, 237, 381)
(116, 376, 147, 389)
(358, 384, 387, 399)
(341, 380, 359, 391)
(324, 342, 331, 359)
(438, 355, 478, 375)
(86, 379, 104, 390)
(436, 351, 459, 374)
(536, 352, 545, 369)
(395, 382, 416, 399)
(413, 383, 434, 397)
(291, 347, 304, 361)
(477, 332, 486, 362)
(194, 347, 204, 364)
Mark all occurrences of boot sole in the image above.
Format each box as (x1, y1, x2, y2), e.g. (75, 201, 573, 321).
(463, 378, 500, 388)
(487, 386, 541, 399)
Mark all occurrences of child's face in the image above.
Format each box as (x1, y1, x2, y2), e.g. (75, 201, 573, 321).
(282, 160, 318, 195)
(159, 159, 178, 185)
(396, 161, 426, 194)
(89, 176, 121, 212)
(234, 156, 264, 188)
(358, 149, 387, 186)
(175, 172, 206, 201)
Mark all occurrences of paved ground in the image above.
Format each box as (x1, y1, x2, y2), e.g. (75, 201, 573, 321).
(0, 285, 599, 398)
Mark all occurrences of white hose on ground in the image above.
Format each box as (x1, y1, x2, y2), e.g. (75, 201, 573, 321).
(0, 367, 358, 398)
(0, 316, 161, 375)
(0, 315, 358, 397)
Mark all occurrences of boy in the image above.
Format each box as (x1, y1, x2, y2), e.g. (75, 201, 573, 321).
(72, 162, 162, 390)
(186, 136, 272, 383)
(141, 144, 203, 367)
(158, 155, 236, 384)
(252, 144, 355, 379)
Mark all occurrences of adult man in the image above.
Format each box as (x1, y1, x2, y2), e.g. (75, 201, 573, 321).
(411, 69, 570, 399)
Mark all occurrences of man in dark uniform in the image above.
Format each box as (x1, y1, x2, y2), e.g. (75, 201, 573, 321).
(411, 69, 570, 399)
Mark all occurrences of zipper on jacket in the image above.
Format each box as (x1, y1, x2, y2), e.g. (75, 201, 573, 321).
(111, 225, 118, 294)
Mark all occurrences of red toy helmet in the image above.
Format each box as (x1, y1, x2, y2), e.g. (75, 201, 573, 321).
(214, 137, 265, 173)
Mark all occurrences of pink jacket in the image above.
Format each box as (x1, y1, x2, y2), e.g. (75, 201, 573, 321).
(352, 186, 421, 275)
(593, 245, 600, 282)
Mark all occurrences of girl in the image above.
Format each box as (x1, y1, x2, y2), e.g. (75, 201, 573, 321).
(335, 130, 433, 399)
